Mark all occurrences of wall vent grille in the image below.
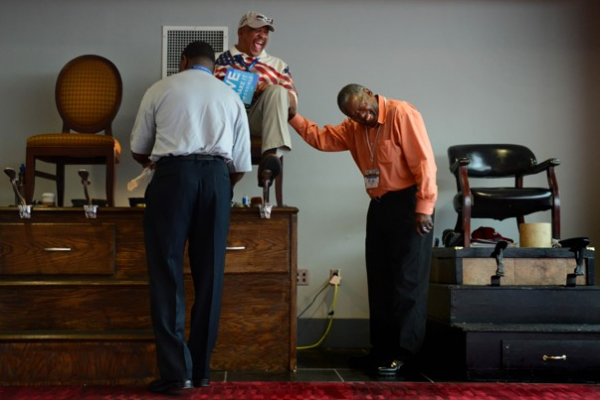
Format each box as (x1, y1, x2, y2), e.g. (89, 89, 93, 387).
(162, 26, 228, 78)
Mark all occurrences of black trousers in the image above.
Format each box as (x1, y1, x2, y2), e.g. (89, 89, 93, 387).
(365, 186, 433, 362)
(143, 155, 232, 381)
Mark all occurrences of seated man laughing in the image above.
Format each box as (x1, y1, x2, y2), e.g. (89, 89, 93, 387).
(215, 11, 297, 191)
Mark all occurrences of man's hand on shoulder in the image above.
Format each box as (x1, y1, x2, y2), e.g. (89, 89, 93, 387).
(287, 91, 297, 120)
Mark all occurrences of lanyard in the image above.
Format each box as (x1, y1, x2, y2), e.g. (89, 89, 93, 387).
(191, 65, 213, 75)
(235, 54, 259, 71)
(365, 125, 382, 165)
(364, 98, 386, 165)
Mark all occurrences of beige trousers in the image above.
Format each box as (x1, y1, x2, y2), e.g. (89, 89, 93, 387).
(247, 85, 292, 156)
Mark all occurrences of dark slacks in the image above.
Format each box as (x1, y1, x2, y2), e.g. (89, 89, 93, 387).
(365, 186, 433, 362)
(143, 155, 232, 381)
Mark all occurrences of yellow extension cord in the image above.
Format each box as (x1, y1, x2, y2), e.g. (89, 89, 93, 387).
(296, 283, 339, 350)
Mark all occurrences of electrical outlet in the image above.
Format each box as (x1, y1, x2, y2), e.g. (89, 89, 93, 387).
(297, 269, 309, 285)
(329, 269, 341, 285)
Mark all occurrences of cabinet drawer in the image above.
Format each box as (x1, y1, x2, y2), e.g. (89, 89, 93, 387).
(503, 339, 600, 370)
(225, 218, 290, 274)
(0, 223, 116, 275)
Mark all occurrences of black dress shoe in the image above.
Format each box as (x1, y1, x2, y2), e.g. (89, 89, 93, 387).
(193, 378, 210, 387)
(376, 359, 405, 376)
(257, 153, 281, 188)
(147, 378, 193, 393)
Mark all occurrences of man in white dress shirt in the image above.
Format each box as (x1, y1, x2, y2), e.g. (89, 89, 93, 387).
(130, 40, 251, 394)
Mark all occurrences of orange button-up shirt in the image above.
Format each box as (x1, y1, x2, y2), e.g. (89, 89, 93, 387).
(289, 96, 437, 215)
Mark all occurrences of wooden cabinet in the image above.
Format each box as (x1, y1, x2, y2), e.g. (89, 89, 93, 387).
(0, 206, 298, 385)
(1, 223, 117, 275)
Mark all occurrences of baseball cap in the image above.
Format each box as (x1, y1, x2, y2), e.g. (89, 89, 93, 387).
(471, 226, 514, 244)
(238, 12, 275, 32)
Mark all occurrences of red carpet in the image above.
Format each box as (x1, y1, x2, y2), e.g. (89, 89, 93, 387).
(1, 381, 600, 400)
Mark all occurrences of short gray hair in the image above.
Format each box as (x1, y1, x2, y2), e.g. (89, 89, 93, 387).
(337, 83, 365, 110)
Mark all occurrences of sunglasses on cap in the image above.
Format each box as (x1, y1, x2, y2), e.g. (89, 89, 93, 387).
(254, 14, 274, 24)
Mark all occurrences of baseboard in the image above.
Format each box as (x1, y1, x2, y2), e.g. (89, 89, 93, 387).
(297, 318, 369, 348)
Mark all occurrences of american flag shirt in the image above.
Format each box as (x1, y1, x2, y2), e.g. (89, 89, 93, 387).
(215, 46, 298, 108)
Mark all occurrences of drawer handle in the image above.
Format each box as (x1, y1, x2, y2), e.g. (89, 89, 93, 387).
(43, 247, 72, 252)
(543, 354, 567, 361)
(226, 246, 246, 251)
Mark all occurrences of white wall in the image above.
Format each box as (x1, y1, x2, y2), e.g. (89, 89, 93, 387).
(1, 0, 599, 320)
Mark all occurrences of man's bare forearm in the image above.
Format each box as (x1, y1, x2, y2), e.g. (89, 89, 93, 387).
(230, 172, 245, 188)
(132, 152, 152, 168)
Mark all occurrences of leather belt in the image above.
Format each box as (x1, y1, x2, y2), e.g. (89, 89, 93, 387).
(158, 154, 225, 164)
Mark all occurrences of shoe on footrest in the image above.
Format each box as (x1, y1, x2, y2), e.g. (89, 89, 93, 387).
(257, 153, 281, 188)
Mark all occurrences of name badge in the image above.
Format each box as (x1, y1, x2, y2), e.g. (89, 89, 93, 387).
(364, 168, 380, 189)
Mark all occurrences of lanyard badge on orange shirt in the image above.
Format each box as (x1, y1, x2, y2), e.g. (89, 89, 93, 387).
(364, 125, 381, 189)
(364, 168, 380, 189)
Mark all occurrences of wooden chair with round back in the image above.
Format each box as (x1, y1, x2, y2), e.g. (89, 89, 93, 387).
(25, 54, 122, 207)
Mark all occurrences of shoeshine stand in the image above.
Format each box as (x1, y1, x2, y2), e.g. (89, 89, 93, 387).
(422, 244, 600, 382)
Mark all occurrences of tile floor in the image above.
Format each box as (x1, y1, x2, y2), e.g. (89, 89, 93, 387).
(210, 348, 432, 383)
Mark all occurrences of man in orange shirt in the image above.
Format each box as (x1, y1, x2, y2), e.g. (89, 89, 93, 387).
(288, 83, 437, 376)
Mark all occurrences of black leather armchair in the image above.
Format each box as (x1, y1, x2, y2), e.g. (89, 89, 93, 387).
(448, 144, 560, 247)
